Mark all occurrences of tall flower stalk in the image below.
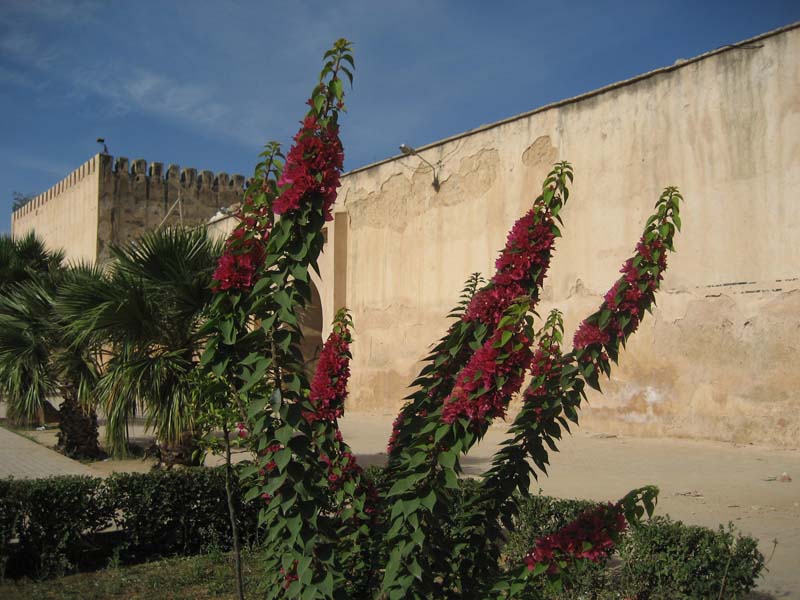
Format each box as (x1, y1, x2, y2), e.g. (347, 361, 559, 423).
(201, 39, 683, 599)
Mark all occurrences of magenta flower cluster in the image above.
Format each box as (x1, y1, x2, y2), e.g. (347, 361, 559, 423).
(305, 326, 351, 424)
(211, 208, 269, 293)
(464, 208, 555, 327)
(273, 113, 344, 222)
(442, 325, 532, 423)
(573, 235, 668, 352)
(524, 503, 627, 574)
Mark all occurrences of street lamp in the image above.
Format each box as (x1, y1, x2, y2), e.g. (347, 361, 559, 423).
(399, 144, 440, 191)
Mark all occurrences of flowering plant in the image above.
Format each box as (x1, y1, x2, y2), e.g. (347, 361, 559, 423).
(200, 39, 682, 599)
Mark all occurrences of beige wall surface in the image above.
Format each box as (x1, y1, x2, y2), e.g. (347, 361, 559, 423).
(11, 156, 101, 263)
(335, 24, 800, 447)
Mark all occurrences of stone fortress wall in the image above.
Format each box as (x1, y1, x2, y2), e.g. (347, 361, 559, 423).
(334, 23, 800, 447)
(12, 153, 246, 263)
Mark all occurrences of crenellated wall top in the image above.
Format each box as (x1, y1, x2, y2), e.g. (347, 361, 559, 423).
(103, 154, 247, 191)
(12, 153, 247, 220)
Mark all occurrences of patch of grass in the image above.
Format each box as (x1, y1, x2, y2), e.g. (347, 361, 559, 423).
(0, 548, 270, 600)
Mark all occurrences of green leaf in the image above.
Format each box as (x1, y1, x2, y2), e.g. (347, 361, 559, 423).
(199, 338, 217, 366)
(274, 448, 292, 471)
(313, 94, 325, 115)
(220, 318, 236, 345)
(247, 395, 268, 419)
(387, 478, 410, 497)
(598, 309, 612, 330)
(443, 467, 460, 489)
(420, 488, 436, 511)
(434, 424, 450, 444)
(331, 78, 343, 100)
(408, 558, 422, 580)
(437, 450, 456, 470)
(276, 424, 293, 446)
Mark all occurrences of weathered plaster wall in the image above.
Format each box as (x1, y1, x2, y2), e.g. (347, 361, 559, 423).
(336, 24, 800, 446)
(16, 24, 797, 447)
(11, 155, 101, 263)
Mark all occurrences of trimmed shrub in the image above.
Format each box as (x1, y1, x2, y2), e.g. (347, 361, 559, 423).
(504, 494, 599, 565)
(5, 476, 113, 578)
(0, 468, 765, 595)
(502, 497, 764, 599)
(0, 479, 21, 580)
(619, 515, 765, 599)
(105, 468, 259, 558)
(0, 467, 260, 579)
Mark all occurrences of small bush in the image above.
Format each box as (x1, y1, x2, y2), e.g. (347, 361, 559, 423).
(619, 515, 764, 599)
(0, 479, 21, 580)
(6, 476, 113, 578)
(105, 468, 258, 558)
(0, 467, 260, 579)
(503, 493, 599, 565)
(502, 494, 612, 598)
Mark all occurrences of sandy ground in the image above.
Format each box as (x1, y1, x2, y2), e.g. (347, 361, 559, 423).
(336, 413, 800, 599)
(8, 409, 799, 598)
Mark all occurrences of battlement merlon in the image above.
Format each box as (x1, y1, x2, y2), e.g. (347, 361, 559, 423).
(102, 154, 247, 193)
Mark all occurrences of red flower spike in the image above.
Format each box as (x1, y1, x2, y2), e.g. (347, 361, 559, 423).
(524, 503, 627, 574)
(442, 323, 532, 424)
(273, 115, 344, 222)
(573, 231, 670, 354)
(304, 317, 352, 424)
(464, 208, 555, 327)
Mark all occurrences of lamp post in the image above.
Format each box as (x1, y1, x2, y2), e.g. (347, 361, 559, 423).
(399, 144, 440, 192)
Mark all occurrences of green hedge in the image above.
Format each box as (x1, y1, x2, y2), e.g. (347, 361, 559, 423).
(0, 468, 765, 598)
(104, 469, 258, 558)
(1, 475, 114, 578)
(619, 516, 765, 599)
(501, 495, 764, 599)
(0, 468, 259, 579)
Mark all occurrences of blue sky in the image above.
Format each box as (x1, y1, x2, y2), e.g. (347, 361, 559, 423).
(1, 0, 797, 234)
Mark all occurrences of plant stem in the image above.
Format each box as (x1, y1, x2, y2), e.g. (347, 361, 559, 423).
(222, 422, 245, 600)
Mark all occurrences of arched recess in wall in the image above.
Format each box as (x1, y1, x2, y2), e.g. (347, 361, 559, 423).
(298, 279, 323, 377)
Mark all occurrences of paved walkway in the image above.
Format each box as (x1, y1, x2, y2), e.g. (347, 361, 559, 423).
(0, 425, 97, 479)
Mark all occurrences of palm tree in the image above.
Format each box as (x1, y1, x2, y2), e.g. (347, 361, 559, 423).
(0, 232, 64, 289)
(0, 231, 99, 457)
(0, 265, 102, 458)
(57, 227, 224, 465)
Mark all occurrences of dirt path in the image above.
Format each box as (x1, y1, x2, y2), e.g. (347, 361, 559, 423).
(338, 412, 800, 599)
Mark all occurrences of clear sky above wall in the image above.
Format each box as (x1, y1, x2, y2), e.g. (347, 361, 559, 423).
(0, 0, 798, 234)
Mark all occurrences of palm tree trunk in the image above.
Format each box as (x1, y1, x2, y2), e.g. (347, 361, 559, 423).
(56, 388, 101, 459)
(159, 430, 203, 468)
